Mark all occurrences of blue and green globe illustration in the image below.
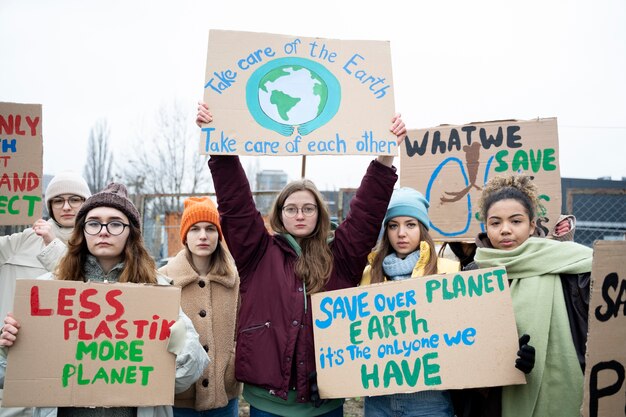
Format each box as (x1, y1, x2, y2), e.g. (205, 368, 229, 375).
(246, 57, 341, 137)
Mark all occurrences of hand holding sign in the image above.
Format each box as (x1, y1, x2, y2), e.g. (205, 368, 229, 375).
(0, 313, 19, 347)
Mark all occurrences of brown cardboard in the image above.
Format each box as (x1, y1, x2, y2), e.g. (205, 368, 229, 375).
(0, 102, 43, 225)
(2, 279, 181, 407)
(582, 240, 626, 417)
(400, 118, 561, 241)
(201, 29, 396, 156)
(311, 267, 525, 398)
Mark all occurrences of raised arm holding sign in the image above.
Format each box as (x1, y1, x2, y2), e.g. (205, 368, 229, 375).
(198, 101, 405, 416)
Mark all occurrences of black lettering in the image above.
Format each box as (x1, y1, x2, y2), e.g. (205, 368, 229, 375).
(404, 133, 429, 157)
(431, 131, 445, 154)
(448, 129, 461, 152)
(479, 127, 504, 149)
(589, 360, 625, 417)
(507, 125, 522, 148)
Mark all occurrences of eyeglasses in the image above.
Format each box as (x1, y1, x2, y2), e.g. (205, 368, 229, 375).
(282, 204, 317, 218)
(84, 220, 130, 236)
(51, 196, 85, 209)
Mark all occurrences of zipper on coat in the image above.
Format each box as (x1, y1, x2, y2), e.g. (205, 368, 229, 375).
(240, 321, 271, 333)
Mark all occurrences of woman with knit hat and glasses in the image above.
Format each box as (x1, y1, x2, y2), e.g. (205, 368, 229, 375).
(0, 183, 208, 417)
(0, 171, 91, 333)
(158, 197, 241, 417)
(0, 171, 89, 417)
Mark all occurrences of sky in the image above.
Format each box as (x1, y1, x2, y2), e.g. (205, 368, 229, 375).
(1, 0, 625, 191)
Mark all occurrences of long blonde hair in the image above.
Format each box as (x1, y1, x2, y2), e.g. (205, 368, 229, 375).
(56, 209, 157, 283)
(269, 179, 333, 294)
(370, 221, 438, 284)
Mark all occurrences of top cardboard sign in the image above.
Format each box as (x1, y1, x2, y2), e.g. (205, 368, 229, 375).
(200, 29, 396, 156)
(311, 267, 525, 399)
(0, 102, 43, 225)
(400, 118, 561, 241)
(2, 279, 181, 407)
(582, 240, 626, 417)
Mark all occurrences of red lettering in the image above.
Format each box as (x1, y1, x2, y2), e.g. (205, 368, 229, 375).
(57, 288, 76, 316)
(64, 318, 78, 340)
(79, 288, 100, 319)
(30, 286, 53, 316)
(105, 289, 124, 321)
(93, 320, 113, 339)
(26, 116, 40, 136)
(115, 320, 129, 339)
(0, 172, 40, 192)
(133, 320, 149, 338)
(0, 115, 13, 134)
(78, 321, 93, 340)
(14, 115, 25, 135)
(159, 320, 176, 340)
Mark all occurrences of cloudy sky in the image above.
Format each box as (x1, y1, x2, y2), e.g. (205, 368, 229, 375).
(1, 0, 625, 190)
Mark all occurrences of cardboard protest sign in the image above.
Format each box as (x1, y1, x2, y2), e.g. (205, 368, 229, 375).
(201, 29, 396, 156)
(400, 118, 561, 241)
(0, 102, 43, 225)
(311, 267, 525, 398)
(3, 279, 181, 407)
(582, 240, 626, 417)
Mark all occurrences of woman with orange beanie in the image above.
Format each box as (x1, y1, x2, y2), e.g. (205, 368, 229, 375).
(159, 197, 241, 417)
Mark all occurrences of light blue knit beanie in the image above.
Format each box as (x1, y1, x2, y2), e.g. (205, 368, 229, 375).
(383, 187, 430, 230)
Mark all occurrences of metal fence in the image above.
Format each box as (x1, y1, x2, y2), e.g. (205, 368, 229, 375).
(565, 187, 626, 247)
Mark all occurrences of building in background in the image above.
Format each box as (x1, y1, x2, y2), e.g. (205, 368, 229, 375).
(255, 169, 288, 215)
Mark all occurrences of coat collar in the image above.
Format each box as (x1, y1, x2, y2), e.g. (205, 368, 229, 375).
(161, 249, 237, 289)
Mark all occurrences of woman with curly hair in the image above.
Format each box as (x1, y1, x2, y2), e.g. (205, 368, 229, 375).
(457, 175, 592, 417)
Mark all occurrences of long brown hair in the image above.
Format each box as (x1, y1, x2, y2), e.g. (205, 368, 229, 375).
(187, 240, 236, 277)
(269, 179, 333, 294)
(370, 221, 438, 284)
(56, 208, 157, 283)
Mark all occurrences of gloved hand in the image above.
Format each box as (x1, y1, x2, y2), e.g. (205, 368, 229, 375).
(309, 371, 328, 408)
(515, 334, 535, 374)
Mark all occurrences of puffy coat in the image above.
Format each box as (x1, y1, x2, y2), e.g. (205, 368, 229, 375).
(208, 155, 397, 403)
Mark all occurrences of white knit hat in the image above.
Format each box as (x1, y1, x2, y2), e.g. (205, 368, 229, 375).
(45, 171, 91, 220)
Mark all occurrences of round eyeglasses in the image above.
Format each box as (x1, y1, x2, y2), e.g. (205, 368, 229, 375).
(282, 204, 317, 218)
(84, 220, 129, 236)
(50, 196, 85, 209)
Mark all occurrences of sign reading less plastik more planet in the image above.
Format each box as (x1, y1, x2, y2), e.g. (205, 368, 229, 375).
(0, 102, 43, 225)
(400, 118, 561, 241)
(2, 280, 181, 407)
(200, 29, 396, 156)
(311, 267, 526, 398)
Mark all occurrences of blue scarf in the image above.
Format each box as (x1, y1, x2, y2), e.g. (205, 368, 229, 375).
(382, 250, 420, 280)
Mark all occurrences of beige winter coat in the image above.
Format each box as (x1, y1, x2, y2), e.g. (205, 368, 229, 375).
(159, 249, 241, 410)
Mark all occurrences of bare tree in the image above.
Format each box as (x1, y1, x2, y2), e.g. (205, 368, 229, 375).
(118, 101, 211, 215)
(83, 119, 113, 193)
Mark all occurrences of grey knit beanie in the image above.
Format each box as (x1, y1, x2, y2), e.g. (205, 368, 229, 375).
(76, 183, 141, 228)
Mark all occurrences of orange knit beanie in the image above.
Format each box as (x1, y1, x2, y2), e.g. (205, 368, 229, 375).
(180, 197, 222, 243)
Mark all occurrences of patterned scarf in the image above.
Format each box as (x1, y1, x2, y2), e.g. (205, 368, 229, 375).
(83, 255, 125, 282)
(382, 250, 421, 280)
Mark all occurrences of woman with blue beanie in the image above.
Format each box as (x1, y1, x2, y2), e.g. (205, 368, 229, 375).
(361, 187, 460, 416)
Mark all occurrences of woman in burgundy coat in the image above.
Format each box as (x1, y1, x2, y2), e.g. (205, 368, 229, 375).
(196, 103, 405, 417)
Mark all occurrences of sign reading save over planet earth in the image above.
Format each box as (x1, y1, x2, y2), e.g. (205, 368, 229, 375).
(200, 30, 396, 156)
